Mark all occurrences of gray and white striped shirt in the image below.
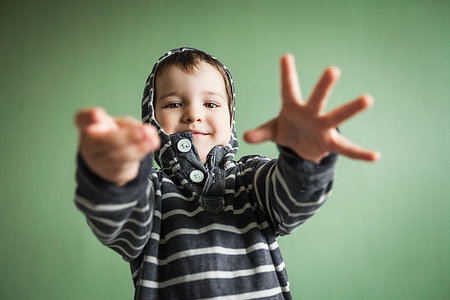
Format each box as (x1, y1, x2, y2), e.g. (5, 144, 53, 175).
(74, 47, 337, 299)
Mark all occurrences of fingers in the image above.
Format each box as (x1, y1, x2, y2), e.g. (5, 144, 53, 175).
(243, 119, 276, 144)
(331, 133, 381, 162)
(82, 123, 160, 155)
(307, 66, 341, 114)
(281, 54, 303, 105)
(116, 116, 141, 126)
(90, 133, 159, 164)
(75, 107, 118, 132)
(75, 107, 104, 129)
(75, 107, 160, 155)
(324, 94, 374, 128)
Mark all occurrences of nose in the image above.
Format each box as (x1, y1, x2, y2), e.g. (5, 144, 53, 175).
(183, 103, 203, 123)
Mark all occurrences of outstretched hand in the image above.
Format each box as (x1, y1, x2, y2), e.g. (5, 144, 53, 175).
(75, 108, 160, 186)
(243, 54, 380, 163)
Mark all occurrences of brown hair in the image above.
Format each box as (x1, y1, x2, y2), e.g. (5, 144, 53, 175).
(154, 49, 233, 111)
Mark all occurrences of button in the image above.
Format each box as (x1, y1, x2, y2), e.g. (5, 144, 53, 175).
(189, 170, 204, 183)
(177, 139, 191, 153)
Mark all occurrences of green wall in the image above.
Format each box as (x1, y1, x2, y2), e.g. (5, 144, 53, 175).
(1, 0, 448, 299)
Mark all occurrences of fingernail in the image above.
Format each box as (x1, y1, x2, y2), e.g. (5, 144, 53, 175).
(362, 94, 374, 107)
(373, 151, 381, 161)
(329, 66, 341, 78)
(91, 108, 104, 123)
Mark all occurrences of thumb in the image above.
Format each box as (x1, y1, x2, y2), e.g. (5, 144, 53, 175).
(75, 107, 106, 130)
(75, 107, 118, 132)
(243, 118, 276, 144)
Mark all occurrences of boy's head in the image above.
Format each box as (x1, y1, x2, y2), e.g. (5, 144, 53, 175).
(153, 50, 233, 110)
(152, 49, 234, 164)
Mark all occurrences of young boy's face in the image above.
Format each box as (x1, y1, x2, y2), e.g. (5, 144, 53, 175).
(154, 61, 231, 164)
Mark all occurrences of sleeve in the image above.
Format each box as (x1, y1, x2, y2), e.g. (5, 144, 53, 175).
(74, 153, 156, 262)
(243, 147, 338, 236)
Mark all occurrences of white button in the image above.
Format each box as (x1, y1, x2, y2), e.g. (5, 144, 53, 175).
(177, 139, 191, 153)
(189, 170, 204, 183)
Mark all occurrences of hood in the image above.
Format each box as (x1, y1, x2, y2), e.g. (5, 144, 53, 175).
(141, 47, 238, 170)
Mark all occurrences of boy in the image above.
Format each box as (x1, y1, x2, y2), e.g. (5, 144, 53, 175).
(74, 47, 379, 299)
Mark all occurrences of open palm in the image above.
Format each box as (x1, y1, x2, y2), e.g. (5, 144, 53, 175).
(243, 54, 380, 163)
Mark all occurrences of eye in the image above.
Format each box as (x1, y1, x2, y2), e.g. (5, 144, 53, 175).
(165, 102, 182, 109)
(204, 101, 219, 108)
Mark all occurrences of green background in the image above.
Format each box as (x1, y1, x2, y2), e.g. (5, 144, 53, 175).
(1, 0, 448, 299)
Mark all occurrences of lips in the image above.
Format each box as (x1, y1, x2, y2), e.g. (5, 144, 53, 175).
(190, 130, 209, 136)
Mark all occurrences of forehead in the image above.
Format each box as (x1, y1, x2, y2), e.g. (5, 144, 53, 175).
(155, 62, 227, 96)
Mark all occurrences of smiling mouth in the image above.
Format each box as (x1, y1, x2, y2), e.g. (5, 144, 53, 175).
(190, 130, 209, 137)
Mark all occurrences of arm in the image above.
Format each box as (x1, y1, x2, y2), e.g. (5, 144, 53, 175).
(75, 153, 155, 262)
(73, 108, 160, 261)
(243, 148, 337, 236)
(243, 54, 380, 235)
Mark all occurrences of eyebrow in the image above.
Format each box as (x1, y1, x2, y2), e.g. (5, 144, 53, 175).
(203, 91, 226, 101)
(157, 91, 226, 102)
(156, 91, 181, 102)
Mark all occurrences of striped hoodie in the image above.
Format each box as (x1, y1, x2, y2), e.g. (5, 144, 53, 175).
(75, 47, 338, 299)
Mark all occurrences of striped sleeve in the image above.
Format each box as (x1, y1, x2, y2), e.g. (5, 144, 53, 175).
(74, 153, 155, 262)
(243, 147, 338, 236)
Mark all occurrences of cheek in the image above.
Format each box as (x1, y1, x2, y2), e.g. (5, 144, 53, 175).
(155, 111, 174, 133)
(213, 113, 231, 142)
